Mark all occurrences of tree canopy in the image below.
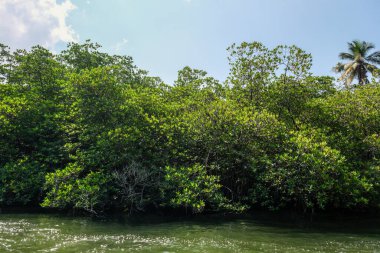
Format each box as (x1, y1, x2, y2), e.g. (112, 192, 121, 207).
(0, 40, 379, 215)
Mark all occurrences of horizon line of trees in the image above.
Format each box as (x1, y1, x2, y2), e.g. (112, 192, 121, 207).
(0, 39, 379, 216)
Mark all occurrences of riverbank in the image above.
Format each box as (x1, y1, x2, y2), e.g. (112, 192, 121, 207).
(1, 206, 379, 227)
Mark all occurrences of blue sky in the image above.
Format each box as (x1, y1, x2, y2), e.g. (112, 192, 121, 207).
(1, 0, 380, 84)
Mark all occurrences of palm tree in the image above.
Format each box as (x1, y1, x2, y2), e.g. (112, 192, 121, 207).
(334, 40, 380, 87)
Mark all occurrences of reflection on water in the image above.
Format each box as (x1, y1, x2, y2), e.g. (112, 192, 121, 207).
(0, 213, 379, 252)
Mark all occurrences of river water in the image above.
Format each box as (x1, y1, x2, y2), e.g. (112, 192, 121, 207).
(0, 213, 379, 252)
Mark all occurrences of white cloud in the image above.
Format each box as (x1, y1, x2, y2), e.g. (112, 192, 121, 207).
(0, 0, 78, 50)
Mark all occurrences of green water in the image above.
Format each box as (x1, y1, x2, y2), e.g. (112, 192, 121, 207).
(0, 213, 379, 252)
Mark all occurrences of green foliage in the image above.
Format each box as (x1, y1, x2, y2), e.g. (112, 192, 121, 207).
(266, 76, 336, 127)
(0, 40, 379, 215)
(227, 42, 312, 108)
(309, 84, 380, 164)
(42, 164, 83, 209)
(253, 129, 357, 211)
(162, 164, 223, 213)
(182, 99, 285, 202)
(0, 158, 45, 205)
(42, 164, 110, 214)
(59, 40, 150, 86)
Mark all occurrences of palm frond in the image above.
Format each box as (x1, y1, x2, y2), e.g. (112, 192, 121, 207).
(363, 41, 375, 54)
(347, 41, 357, 51)
(364, 63, 378, 73)
(333, 62, 345, 73)
(348, 40, 375, 57)
(348, 41, 360, 57)
(366, 51, 380, 64)
(339, 52, 354, 60)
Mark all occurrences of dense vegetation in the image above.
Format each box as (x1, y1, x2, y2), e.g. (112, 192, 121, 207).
(0, 40, 379, 216)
